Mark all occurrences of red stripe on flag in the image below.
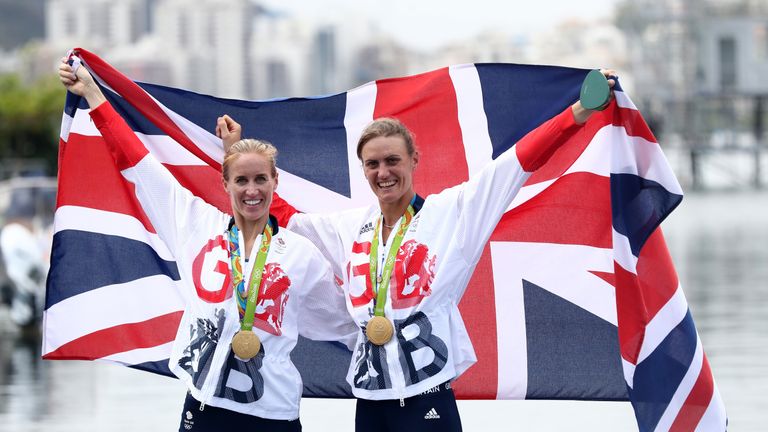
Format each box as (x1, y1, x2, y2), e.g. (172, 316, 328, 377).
(636, 228, 679, 321)
(669, 355, 715, 432)
(614, 260, 646, 364)
(493, 172, 612, 248)
(58, 134, 155, 233)
(454, 244, 498, 398)
(373, 68, 469, 196)
(163, 164, 231, 213)
(43, 311, 183, 360)
(614, 229, 679, 365)
(613, 105, 657, 144)
(57, 137, 66, 178)
(591, 270, 616, 287)
(525, 118, 601, 185)
(76, 48, 221, 171)
(525, 103, 658, 186)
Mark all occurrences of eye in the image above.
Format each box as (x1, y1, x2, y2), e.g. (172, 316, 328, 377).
(235, 177, 247, 185)
(365, 160, 378, 169)
(385, 156, 401, 165)
(255, 175, 268, 184)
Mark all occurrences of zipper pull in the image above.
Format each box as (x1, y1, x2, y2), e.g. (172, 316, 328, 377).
(399, 398, 404, 408)
(199, 401, 205, 412)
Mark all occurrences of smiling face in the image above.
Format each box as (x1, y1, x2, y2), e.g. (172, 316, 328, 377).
(222, 152, 277, 232)
(360, 135, 418, 208)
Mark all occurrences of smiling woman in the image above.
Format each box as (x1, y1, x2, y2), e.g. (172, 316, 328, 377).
(222, 140, 279, 256)
(220, 70, 617, 432)
(357, 118, 419, 234)
(57, 53, 356, 431)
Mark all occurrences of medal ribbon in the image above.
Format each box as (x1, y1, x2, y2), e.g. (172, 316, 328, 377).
(369, 204, 415, 317)
(228, 222, 273, 330)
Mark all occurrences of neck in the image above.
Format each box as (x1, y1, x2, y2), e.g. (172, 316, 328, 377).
(379, 192, 415, 228)
(234, 214, 268, 254)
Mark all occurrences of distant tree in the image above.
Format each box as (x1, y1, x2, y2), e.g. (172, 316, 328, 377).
(0, 73, 65, 175)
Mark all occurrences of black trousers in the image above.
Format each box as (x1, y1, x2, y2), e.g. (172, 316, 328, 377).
(354, 381, 463, 432)
(178, 392, 302, 432)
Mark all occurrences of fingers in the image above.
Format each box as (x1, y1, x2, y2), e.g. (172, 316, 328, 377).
(215, 117, 225, 138)
(58, 63, 77, 87)
(222, 115, 241, 132)
(58, 61, 75, 80)
(72, 63, 95, 85)
(58, 55, 83, 87)
(58, 55, 79, 80)
(217, 114, 243, 151)
(217, 115, 242, 137)
(599, 68, 618, 88)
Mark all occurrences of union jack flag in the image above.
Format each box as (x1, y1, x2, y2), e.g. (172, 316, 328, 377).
(44, 48, 726, 431)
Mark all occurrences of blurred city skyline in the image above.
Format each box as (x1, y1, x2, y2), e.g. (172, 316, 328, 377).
(1, 0, 627, 99)
(255, 0, 620, 51)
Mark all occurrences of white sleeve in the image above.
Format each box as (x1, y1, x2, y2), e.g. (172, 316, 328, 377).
(437, 146, 530, 268)
(122, 157, 223, 252)
(287, 208, 364, 282)
(443, 106, 581, 268)
(90, 102, 224, 252)
(297, 241, 357, 349)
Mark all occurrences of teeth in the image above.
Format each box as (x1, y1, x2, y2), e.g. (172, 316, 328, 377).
(379, 180, 396, 188)
(244, 199, 261, 205)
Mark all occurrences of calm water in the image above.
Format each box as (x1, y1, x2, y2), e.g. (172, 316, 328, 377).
(0, 191, 765, 431)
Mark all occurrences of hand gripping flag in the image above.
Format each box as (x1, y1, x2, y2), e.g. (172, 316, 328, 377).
(45, 48, 726, 431)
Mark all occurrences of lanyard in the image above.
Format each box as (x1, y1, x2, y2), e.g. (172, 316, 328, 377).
(369, 205, 415, 317)
(228, 222, 273, 330)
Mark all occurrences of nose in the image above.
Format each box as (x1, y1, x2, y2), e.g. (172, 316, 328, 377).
(377, 165, 391, 179)
(245, 182, 259, 196)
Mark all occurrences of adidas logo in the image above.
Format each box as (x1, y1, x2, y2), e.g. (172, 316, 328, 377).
(359, 222, 374, 235)
(424, 408, 441, 420)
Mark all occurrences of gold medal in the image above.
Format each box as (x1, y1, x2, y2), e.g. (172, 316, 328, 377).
(231, 329, 261, 359)
(366, 315, 394, 345)
(366, 205, 415, 347)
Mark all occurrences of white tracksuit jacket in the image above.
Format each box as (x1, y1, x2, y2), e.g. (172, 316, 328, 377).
(280, 106, 582, 400)
(90, 103, 356, 420)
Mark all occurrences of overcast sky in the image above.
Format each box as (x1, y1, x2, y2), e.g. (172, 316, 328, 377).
(258, 0, 621, 50)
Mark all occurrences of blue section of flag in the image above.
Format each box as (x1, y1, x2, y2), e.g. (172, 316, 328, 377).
(629, 311, 698, 431)
(522, 280, 627, 400)
(63, 92, 84, 118)
(101, 86, 166, 136)
(611, 173, 683, 257)
(292, 337, 353, 397)
(129, 359, 175, 378)
(48, 50, 726, 429)
(475, 64, 585, 158)
(137, 82, 352, 197)
(45, 230, 180, 308)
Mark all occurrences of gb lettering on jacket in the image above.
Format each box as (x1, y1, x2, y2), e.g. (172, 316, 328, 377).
(347, 236, 437, 309)
(191, 234, 291, 336)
